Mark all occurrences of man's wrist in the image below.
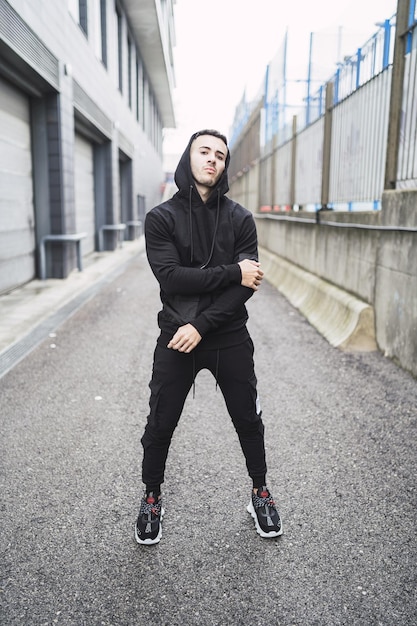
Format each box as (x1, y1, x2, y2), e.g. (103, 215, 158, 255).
(229, 264, 242, 284)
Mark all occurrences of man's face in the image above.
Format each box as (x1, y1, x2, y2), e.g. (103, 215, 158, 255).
(190, 135, 227, 189)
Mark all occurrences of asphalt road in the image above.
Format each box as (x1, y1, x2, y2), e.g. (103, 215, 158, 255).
(1, 251, 416, 626)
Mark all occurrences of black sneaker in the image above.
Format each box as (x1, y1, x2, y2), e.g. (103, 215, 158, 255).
(135, 492, 164, 545)
(247, 486, 283, 538)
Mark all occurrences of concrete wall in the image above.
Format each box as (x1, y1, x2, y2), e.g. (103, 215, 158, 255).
(231, 165, 260, 214)
(375, 191, 417, 375)
(250, 190, 417, 378)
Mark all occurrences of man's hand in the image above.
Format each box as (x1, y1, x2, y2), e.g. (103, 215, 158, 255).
(167, 323, 202, 353)
(238, 259, 264, 290)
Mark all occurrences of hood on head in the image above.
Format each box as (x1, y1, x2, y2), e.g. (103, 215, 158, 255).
(174, 130, 230, 197)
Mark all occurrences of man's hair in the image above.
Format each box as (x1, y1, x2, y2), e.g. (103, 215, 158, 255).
(191, 129, 228, 147)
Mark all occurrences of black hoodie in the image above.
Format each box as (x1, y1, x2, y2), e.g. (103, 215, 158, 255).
(145, 132, 259, 350)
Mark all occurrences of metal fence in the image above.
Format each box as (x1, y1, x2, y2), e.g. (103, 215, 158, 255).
(397, 11, 417, 189)
(328, 69, 392, 208)
(229, 1, 417, 210)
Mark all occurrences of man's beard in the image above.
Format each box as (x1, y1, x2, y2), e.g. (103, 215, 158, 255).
(194, 173, 218, 188)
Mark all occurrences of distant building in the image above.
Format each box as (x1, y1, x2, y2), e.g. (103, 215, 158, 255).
(0, 0, 176, 290)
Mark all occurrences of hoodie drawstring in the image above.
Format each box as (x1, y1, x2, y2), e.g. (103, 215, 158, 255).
(188, 186, 221, 269)
(200, 190, 221, 269)
(189, 185, 194, 264)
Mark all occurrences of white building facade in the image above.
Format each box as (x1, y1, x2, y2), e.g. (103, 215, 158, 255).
(0, 0, 176, 290)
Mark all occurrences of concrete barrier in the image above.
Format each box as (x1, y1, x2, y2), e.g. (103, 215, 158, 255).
(259, 246, 378, 352)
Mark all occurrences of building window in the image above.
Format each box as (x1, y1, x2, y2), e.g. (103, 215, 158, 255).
(100, 0, 107, 66)
(127, 36, 132, 108)
(79, 0, 88, 35)
(142, 72, 146, 130)
(116, 5, 123, 92)
(136, 59, 140, 121)
(69, 0, 88, 35)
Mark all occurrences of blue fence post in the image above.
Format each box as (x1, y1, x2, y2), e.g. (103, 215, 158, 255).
(371, 34, 377, 76)
(356, 48, 361, 89)
(382, 19, 391, 69)
(407, 0, 416, 53)
(318, 85, 324, 117)
(334, 68, 340, 104)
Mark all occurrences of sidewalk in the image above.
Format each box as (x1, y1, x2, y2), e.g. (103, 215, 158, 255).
(0, 238, 145, 378)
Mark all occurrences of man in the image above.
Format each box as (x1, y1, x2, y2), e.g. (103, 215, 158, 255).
(135, 130, 282, 544)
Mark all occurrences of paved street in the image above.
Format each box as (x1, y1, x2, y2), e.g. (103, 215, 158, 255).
(1, 249, 416, 626)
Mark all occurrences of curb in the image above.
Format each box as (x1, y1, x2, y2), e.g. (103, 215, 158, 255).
(259, 246, 378, 352)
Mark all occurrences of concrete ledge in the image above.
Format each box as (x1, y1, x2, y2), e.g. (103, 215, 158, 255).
(259, 247, 378, 352)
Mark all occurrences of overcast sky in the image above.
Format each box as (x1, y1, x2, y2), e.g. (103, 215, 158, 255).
(163, 0, 398, 158)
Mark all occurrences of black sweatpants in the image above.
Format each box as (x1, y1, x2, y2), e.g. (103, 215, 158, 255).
(141, 337, 267, 489)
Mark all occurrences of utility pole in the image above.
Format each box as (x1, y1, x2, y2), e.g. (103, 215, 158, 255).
(321, 82, 333, 209)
